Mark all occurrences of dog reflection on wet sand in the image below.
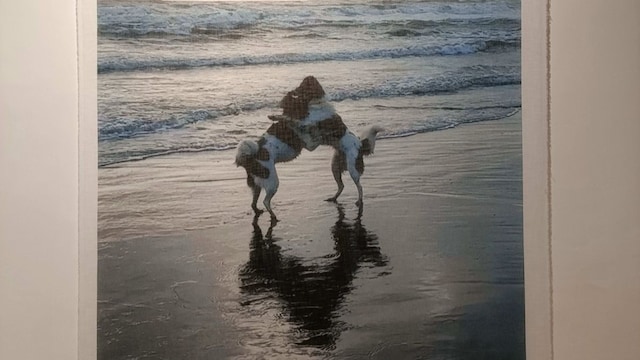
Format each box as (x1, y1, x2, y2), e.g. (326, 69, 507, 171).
(239, 205, 388, 348)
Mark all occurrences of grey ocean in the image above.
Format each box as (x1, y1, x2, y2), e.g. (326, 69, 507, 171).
(98, 0, 521, 166)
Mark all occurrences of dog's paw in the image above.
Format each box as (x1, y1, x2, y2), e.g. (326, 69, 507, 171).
(325, 197, 337, 203)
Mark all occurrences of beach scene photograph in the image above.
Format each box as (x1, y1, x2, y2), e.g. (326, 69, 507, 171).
(97, 0, 524, 359)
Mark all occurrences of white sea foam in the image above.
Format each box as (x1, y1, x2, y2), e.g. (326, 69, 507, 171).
(98, 40, 518, 73)
(97, 0, 521, 166)
(98, 63, 520, 147)
(98, 0, 520, 37)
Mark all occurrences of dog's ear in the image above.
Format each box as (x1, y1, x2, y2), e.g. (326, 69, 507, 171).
(280, 90, 308, 119)
(298, 76, 325, 100)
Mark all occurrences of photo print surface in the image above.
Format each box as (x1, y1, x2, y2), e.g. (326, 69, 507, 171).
(97, 0, 524, 358)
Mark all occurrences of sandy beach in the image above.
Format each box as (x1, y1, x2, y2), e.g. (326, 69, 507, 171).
(98, 113, 524, 359)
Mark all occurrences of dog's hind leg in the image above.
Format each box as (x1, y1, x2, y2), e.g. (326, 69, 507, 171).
(246, 172, 264, 215)
(352, 177, 363, 207)
(326, 151, 345, 202)
(346, 151, 364, 207)
(251, 185, 263, 215)
(264, 190, 278, 223)
(262, 171, 279, 223)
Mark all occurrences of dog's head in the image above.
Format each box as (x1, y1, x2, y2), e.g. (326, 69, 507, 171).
(296, 76, 325, 99)
(279, 76, 326, 120)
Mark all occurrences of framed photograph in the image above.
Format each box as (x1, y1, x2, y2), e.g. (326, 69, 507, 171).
(5, 1, 640, 360)
(93, 0, 536, 359)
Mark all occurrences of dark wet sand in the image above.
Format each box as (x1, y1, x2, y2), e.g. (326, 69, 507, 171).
(98, 114, 524, 359)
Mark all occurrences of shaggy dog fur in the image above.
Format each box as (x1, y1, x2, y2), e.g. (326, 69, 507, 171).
(236, 76, 382, 221)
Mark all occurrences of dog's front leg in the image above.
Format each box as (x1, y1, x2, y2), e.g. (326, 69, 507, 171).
(300, 124, 321, 151)
(345, 152, 363, 207)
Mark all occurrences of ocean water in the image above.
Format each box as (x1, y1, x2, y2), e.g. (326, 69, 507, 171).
(98, 0, 521, 167)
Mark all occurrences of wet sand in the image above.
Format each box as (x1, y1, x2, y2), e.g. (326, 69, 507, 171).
(98, 113, 524, 359)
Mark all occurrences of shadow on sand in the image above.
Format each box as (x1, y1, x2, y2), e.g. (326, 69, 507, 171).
(239, 204, 388, 348)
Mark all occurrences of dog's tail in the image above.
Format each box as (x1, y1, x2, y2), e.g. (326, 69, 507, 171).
(235, 139, 259, 168)
(359, 126, 384, 156)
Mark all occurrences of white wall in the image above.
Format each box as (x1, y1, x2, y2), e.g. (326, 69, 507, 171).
(0, 1, 80, 359)
(0, 0, 638, 359)
(550, 1, 640, 359)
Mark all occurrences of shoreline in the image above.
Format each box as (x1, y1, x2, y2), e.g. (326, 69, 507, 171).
(96, 107, 521, 169)
(98, 113, 522, 242)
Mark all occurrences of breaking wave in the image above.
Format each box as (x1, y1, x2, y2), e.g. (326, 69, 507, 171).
(98, 41, 519, 73)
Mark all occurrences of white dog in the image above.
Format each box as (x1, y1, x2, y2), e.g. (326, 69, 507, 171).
(236, 76, 382, 222)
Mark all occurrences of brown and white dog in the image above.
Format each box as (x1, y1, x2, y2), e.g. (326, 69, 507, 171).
(236, 76, 382, 222)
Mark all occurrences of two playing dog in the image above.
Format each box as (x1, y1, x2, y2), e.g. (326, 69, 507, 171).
(235, 76, 382, 222)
